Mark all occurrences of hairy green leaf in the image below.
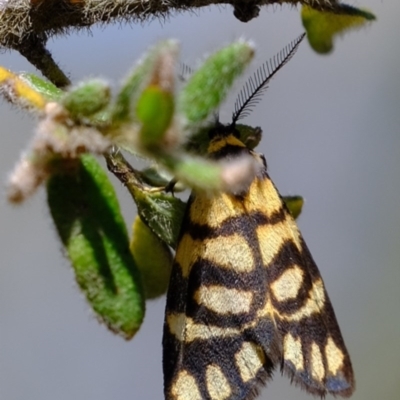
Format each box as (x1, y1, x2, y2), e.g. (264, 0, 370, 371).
(179, 41, 254, 125)
(47, 155, 145, 339)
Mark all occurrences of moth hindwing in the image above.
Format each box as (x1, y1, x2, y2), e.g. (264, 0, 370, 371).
(163, 35, 354, 400)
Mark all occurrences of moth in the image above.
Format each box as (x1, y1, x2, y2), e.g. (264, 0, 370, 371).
(163, 33, 354, 400)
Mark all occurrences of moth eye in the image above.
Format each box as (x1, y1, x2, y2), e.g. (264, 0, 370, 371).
(232, 127, 240, 138)
(208, 127, 219, 139)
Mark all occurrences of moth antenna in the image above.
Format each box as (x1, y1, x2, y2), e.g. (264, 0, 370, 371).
(179, 62, 194, 82)
(231, 33, 306, 124)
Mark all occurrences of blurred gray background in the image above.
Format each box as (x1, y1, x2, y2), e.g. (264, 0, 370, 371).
(1, 1, 399, 399)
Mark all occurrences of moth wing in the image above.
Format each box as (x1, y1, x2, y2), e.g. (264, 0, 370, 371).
(249, 172, 354, 397)
(163, 192, 273, 400)
(163, 141, 354, 399)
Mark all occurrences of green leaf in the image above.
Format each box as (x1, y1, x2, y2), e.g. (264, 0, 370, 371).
(19, 73, 64, 101)
(130, 216, 173, 299)
(283, 195, 304, 220)
(302, 5, 376, 54)
(105, 149, 186, 248)
(0, 66, 47, 111)
(130, 185, 186, 249)
(47, 155, 145, 339)
(179, 40, 254, 125)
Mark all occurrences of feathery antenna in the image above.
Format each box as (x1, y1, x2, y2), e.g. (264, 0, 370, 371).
(231, 33, 306, 124)
(179, 62, 194, 82)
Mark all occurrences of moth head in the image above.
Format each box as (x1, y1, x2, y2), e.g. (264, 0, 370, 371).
(208, 121, 241, 140)
(206, 33, 305, 149)
(184, 34, 305, 156)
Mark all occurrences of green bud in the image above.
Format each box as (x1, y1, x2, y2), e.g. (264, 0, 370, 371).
(130, 216, 173, 299)
(62, 79, 111, 119)
(112, 40, 178, 126)
(136, 85, 174, 147)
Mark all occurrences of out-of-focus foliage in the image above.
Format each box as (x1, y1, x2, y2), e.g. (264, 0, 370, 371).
(302, 5, 376, 54)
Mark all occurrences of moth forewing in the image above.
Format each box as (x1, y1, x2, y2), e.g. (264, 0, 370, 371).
(163, 132, 274, 400)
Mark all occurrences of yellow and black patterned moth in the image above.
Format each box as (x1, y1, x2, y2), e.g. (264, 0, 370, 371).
(163, 34, 354, 400)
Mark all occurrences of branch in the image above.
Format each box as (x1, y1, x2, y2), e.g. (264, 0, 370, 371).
(0, 0, 351, 49)
(12, 33, 71, 88)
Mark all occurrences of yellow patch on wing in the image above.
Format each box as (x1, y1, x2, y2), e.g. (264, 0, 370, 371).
(271, 265, 304, 302)
(186, 320, 241, 342)
(189, 193, 243, 228)
(206, 364, 232, 400)
(325, 337, 345, 376)
(174, 233, 200, 278)
(256, 219, 302, 267)
(174, 232, 255, 279)
(167, 313, 241, 342)
(167, 312, 187, 342)
(171, 370, 202, 400)
(256, 279, 325, 322)
(194, 285, 253, 315)
(311, 342, 325, 382)
(234, 341, 265, 382)
(280, 278, 326, 321)
(243, 177, 283, 218)
(284, 333, 304, 371)
(202, 234, 255, 272)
